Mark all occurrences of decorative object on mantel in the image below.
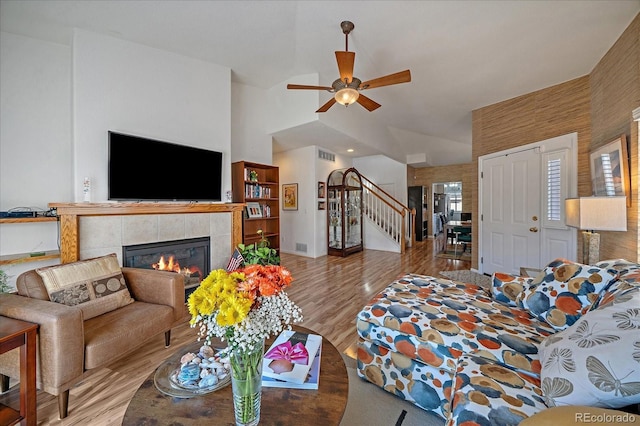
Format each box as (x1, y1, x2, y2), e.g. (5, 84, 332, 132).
(565, 196, 627, 264)
(188, 265, 302, 426)
(590, 134, 631, 206)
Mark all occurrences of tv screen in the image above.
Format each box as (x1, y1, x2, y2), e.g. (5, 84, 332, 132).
(108, 131, 223, 201)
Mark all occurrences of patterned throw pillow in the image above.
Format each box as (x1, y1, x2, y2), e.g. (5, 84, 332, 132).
(36, 253, 134, 320)
(490, 272, 533, 306)
(596, 258, 640, 284)
(517, 259, 617, 331)
(537, 288, 640, 408)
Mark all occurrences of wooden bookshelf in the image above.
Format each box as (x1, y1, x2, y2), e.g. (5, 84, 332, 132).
(231, 161, 280, 252)
(0, 216, 60, 265)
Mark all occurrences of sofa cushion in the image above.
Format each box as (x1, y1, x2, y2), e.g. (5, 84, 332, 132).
(537, 287, 640, 409)
(36, 254, 134, 320)
(596, 258, 640, 283)
(448, 354, 547, 426)
(491, 272, 534, 306)
(83, 300, 174, 369)
(517, 258, 617, 331)
(356, 338, 452, 421)
(357, 274, 556, 376)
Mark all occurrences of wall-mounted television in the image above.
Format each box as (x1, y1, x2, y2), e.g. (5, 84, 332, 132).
(108, 131, 223, 202)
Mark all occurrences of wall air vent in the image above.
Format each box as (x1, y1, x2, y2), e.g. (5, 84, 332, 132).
(295, 243, 308, 253)
(318, 150, 335, 162)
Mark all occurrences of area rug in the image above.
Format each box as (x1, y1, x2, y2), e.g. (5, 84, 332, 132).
(340, 354, 446, 426)
(439, 269, 491, 290)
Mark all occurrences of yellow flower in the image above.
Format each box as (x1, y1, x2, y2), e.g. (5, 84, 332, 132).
(216, 292, 252, 326)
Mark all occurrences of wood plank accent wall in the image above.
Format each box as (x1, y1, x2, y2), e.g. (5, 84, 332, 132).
(590, 13, 640, 262)
(408, 163, 474, 236)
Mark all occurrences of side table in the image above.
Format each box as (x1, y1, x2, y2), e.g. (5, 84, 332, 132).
(0, 317, 38, 426)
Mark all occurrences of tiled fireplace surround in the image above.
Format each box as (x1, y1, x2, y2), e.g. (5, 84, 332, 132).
(80, 214, 229, 268)
(49, 203, 244, 270)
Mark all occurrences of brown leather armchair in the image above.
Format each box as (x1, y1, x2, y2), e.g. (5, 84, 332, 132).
(0, 266, 185, 419)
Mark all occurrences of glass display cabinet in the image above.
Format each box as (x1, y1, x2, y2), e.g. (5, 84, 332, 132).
(327, 168, 363, 257)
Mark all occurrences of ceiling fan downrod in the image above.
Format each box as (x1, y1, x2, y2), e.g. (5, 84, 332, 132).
(341, 21, 354, 52)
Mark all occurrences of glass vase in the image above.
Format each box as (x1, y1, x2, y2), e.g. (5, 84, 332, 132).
(230, 340, 264, 426)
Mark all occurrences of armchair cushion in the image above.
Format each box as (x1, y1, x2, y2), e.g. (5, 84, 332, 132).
(36, 253, 134, 320)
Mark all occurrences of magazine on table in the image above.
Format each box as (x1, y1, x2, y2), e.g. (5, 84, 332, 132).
(262, 330, 322, 384)
(262, 344, 321, 389)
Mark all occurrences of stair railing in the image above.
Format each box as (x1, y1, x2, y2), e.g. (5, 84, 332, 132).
(360, 175, 415, 252)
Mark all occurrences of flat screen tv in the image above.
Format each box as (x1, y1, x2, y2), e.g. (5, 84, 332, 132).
(108, 131, 223, 201)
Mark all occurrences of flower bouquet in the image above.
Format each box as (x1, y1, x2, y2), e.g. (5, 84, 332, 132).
(188, 265, 302, 426)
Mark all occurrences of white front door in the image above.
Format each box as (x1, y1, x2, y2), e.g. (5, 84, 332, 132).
(479, 133, 578, 276)
(481, 148, 541, 275)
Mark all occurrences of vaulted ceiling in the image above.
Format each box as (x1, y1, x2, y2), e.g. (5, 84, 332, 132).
(2, 0, 638, 166)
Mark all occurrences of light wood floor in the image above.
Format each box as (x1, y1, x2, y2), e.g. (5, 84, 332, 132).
(1, 238, 470, 425)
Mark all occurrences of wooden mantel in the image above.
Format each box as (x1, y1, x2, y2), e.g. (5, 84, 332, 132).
(49, 202, 245, 264)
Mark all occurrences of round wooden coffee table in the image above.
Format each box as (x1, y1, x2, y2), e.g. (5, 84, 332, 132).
(122, 325, 349, 425)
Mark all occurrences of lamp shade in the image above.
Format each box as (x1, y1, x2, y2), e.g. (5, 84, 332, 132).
(565, 196, 627, 231)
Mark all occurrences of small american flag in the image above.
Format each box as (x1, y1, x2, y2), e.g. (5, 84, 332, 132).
(226, 248, 245, 272)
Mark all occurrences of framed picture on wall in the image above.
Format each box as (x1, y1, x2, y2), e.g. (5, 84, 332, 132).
(318, 201, 326, 210)
(282, 183, 298, 211)
(590, 134, 630, 205)
(318, 182, 326, 199)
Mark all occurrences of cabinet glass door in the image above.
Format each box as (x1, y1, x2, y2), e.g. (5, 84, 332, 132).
(326, 168, 363, 256)
(328, 189, 342, 249)
(344, 190, 361, 248)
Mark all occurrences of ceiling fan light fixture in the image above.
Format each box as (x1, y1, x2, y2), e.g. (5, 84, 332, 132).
(335, 87, 359, 106)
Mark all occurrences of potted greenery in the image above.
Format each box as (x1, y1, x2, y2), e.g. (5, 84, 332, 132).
(0, 269, 12, 293)
(237, 230, 280, 266)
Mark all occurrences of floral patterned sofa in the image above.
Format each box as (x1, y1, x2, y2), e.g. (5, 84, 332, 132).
(356, 258, 640, 425)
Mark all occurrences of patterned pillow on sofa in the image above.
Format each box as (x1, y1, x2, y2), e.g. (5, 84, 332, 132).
(596, 258, 640, 284)
(517, 259, 617, 331)
(537, 287, 640, 408)
(36, 253, 134, 320)
(490, 272, 534, 306)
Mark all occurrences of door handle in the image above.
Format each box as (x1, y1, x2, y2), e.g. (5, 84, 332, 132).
(529, 227, 538, 233)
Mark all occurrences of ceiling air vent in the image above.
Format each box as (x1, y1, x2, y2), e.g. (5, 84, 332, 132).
(318, 150, 335, 162)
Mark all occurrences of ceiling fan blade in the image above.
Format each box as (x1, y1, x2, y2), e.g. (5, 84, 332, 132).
(359, 70, 411, 90)
(316, 97, 337, 113)
(356, 93, 381, 112)
(335, 51, 355, 83)
(287, 84, 333, 91)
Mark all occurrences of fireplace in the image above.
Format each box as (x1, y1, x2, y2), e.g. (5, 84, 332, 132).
(123, 237, 210, 301)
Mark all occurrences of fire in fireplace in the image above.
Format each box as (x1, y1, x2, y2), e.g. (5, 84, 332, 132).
(122, 237, 210, 301)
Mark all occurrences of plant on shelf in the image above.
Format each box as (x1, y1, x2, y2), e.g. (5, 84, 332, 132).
(237, 230, 280, 266)
(0, 269, 12, 293)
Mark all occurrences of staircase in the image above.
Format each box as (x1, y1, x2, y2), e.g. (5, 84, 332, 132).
(360, 174, 415, 253)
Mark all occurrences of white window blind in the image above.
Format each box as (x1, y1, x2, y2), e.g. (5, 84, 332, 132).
(543, 149, 569, 228)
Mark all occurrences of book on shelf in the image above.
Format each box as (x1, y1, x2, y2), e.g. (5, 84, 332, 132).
(262, 330, 322, 385)
(262, 344, 321, 389)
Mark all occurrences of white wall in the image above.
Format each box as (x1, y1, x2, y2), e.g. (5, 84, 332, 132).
(353, 155, 408, 252)
(0, 32, 73, 288)
(274, 146, 350, 258)
(73, 30, 232, 202)
(353, 155, 408, 205)
(231, 82, 271, 165)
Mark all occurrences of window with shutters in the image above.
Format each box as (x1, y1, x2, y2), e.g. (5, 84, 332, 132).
(543, 149, 569, 229)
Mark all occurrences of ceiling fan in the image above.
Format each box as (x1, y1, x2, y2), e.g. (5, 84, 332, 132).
(287, 21, 411, 113)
